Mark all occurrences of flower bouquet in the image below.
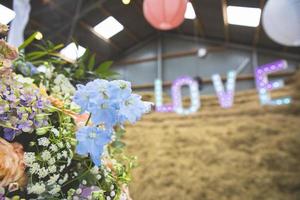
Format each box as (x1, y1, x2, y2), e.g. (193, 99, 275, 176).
(0, 25, 151, 200)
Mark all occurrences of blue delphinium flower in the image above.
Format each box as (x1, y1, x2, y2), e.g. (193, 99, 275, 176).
(118, 94, 150, 124)
(88, 100, 118, 128)
(76, 126, 112, 166)
(73, 79, 151, 130)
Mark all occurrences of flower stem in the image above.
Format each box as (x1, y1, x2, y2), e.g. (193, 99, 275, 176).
(85, 113, 92, 126)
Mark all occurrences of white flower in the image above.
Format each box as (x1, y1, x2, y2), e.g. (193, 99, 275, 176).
(50, 144, 58, 152)
(48, 165, 57, 174)
(15, 75, 34, 84)
(90, 166, 99, 174)
(106, 196, 111, 200)
(29, 163, 40, 174)
(27, 183, 46, 195)
(38, 167, 48, 179)
(38, 137, 50, 147)
(66, 142, 71, 149)
(96, 175, 102, 180)
(57, 142, 64, 149)
(51, 128, 60, 137)
(48, 184, 61, 195)
(24, 152, 36, 166)
(47, 174, 60, 185)
(41, 150, 51, 161)
(76, 188, 82, 195)
(62, 150, 68, 158)
(57, 153, 62, 160)
(48, 157, 56, 165)
(67, 158, 72, 166)
(110, 191, 115, 197)
(58, 174, 68, 185)
(59, 165, 66, 172)
(37, 65, 53, 79)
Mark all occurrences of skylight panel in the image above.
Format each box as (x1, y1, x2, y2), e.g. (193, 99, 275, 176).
(185, 2, 196, 20)
(93, 16, 124, 39)
(227, 6, 261, 27)
(0, 4, 16, 24)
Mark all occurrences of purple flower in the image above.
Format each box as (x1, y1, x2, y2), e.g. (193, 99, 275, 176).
(17, 120, 33, 132)
(3, 128, 18, 141)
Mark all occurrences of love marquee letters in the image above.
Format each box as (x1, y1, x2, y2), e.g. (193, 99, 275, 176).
(154, 60, 292, 115)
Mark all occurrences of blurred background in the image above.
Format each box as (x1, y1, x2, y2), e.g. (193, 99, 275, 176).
(1, 0, 300, 199)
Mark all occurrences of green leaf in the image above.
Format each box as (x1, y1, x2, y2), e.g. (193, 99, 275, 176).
(74, 64, 85, 79)
(79, 49, 90, 63)
(112, 141, 126, 149)
(19, 32, 39, 50)
(96, 61, 114, 72)
(87, 54, 96, 71)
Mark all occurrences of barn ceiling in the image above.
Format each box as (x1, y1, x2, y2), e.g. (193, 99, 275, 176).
(2, 0, 300, 62)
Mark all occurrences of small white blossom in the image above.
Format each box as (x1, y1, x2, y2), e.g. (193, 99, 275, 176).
(24, 152, 36, 166)
(48, 165, 57, 174)
(96, 175, 102, 180)
(62, 150, 68, 158)
(27, 183, 46, 195)
(48, 157, 56, 165)
(110, 191, 115, 197)
(66, 142, 71, 149)
(38, 168, 48, 179)
(47, 174, 60, 185)
(90, 166, 99, 174)
(38, 137, 50, 147)
(50, 144, 58, 152)
(58, 174, 68, 185)
(41, 150, 51, 161)
(57, 153, 62, 160)
(29, 163, 40, 174)
(48, 184, 61, 195)
(82, 180, 87, 185)
(51, 128, 60, 137)
(67, 158, 72, 166)
(57, 142, 64, 149)
(76, 188, 82, 195)
(60, 165, 66, 172)
(106, 196, 111, 200)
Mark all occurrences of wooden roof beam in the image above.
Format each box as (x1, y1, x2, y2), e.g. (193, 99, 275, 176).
(191, 0, 205, 38)
(221, 0, 229, 42)
(253, 0, 265, 47)
(50, 1, 122, 51)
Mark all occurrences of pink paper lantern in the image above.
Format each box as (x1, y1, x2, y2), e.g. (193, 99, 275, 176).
(143, 0, 188, 30)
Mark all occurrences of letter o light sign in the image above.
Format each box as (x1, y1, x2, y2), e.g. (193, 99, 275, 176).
(171, 76, 200, 115)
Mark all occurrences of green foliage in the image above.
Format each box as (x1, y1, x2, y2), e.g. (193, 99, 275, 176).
(15, 35, 119, 84)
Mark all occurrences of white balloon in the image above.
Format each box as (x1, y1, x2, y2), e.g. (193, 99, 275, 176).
(262, 0, 300, 47)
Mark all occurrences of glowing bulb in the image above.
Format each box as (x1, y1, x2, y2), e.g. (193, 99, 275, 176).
(35, 32, 43, 40)
(122, 0, 131, 5)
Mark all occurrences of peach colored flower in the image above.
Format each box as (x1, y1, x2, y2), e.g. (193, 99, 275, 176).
(0, 40, 18, 60)
(0, 24, 9, 34)
(0, 138, 27, 191)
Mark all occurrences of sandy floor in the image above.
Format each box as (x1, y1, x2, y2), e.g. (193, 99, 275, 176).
(124, 75, 300, 200)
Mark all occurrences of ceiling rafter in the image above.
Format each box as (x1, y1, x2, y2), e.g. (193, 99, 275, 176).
(29, 18, 66, 41)
(191, 0, 205, 38)
(37, 0, 104, 43)
(97, 5, 140, 43)
(221, 0, 229, 42)
(252, 0, 265, 47)
(49, 0, 122, 51)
